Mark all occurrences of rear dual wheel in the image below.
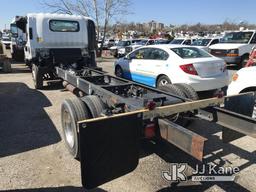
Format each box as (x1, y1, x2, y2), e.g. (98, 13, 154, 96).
(61, 96, 105, 159)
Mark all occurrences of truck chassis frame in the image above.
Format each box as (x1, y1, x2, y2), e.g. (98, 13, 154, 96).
(55, 66, 256, 189)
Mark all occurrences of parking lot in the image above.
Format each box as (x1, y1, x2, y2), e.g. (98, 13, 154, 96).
(0, 58, 255, 192)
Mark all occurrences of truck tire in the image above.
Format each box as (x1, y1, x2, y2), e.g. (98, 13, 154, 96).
(158, 84, 185, 98)
(175, 83, 199, 100)
(81, 95, 105, 118)
(2, 59, 11, 73)
(61, 97, 90, 159)
(32, 64, 43, 89)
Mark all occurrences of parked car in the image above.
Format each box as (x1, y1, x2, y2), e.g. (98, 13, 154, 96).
(227, 66, 256, 118)
(110, 39, 141, 58)
(245, 46, 256, 67)
(103, 39, 116, 49)
(227, 66, 256, 95)
(169, 38, 193, 45)
(125, 39, 156, 55)
(1, 35, 11, 49)
(209, 30, 256, 68)
(114, 45, 229, 93)
(191, 37, 220, 52)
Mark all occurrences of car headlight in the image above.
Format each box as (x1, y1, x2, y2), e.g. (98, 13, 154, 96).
(232, 73, 239, 81)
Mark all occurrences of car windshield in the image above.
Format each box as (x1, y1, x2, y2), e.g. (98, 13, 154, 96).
(155, 39, 169, 44)
(170, 39, 184, 44)
(137, 40, 148, 45)
(191, 39, 211, 46)
(220, 32, 253, 44)
(10, 24, 18, 36)
(171, 47, 211, 59)
(117, 41, 128, 46)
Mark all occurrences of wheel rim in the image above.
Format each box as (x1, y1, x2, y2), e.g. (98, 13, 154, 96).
(115, 67, 122, 77)
(159, 79, 169, 86)
(63, 109, 75, 148)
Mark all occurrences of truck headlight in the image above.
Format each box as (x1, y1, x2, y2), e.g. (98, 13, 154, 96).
(226, 49, 239, 57)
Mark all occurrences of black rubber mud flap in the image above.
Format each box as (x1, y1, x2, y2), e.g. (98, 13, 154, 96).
(222, 92, 255, 143)
(78, 113, 142, 189)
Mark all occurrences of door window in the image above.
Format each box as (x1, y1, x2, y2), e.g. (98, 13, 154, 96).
(148, 48, 169, 60)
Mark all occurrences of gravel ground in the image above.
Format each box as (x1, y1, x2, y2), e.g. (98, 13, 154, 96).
(0, 59, 255, 192)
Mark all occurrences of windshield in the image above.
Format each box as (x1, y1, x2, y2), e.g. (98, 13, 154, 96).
(171, 47, 211, 59)
(137, 40, 148, 45)
(170, 39, 184, 44)
(155, 39, 169, 44)
(192, 39, 211, 46)
(220, 32, 253, 44)
(117, 41, 129, 46)
(10, 24, 18, 36)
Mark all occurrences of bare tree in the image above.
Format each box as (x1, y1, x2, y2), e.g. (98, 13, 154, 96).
(42, 0, 131, 56)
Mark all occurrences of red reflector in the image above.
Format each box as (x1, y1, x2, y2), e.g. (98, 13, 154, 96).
(146, 101, 156, 110)
(145, 123, 155, 138)
(179, 63, 198, 75)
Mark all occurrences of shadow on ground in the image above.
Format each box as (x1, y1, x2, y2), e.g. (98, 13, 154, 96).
(0, 82, 61, 157)
(141, 118, 255, 192)
(0, 186, 107, 192)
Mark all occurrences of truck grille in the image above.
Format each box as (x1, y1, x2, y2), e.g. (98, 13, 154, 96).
(210, 49, 227, 57)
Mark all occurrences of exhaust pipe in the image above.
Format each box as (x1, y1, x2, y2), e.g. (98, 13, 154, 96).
(63, 81, 85, 97)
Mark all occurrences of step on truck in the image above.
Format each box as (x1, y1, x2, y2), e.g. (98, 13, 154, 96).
(16, 13, 256, 190)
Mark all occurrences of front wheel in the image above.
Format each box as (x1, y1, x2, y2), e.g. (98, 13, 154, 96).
(32, 64, 43, 89)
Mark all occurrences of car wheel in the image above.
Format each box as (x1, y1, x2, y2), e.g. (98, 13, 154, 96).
(157, 75, 171, 87)
(115, 66, 123, 78)
(175, 83, 199, 100)
(158, 84, 192, 127)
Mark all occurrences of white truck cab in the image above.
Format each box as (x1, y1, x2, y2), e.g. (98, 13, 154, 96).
(209, 30, 256, 68)
(15, 13, 97, 89)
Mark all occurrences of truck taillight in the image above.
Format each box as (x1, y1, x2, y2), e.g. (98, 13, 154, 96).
(179, 63, 198, 75)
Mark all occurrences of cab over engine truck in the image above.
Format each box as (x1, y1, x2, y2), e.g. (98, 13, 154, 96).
(15, 13, 97, 89)
(16, 13, 256, 190)
(10, 17, 26, 61)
